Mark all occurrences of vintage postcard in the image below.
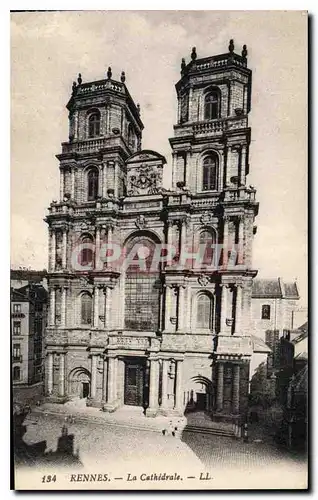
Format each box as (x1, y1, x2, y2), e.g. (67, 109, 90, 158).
(11, 10, 308, 490)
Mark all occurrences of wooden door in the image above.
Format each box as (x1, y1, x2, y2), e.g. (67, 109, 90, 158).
(124, 363, 144, 406)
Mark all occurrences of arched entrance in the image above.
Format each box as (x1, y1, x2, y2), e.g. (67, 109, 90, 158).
(68, 367, 91, 399)
(186, 375, 214, 413)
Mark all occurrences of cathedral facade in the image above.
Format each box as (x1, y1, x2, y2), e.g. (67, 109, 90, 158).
(45, 40, 259, 423)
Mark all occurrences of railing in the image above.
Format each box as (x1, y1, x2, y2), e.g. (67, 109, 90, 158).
(13, 355, 23, 363)
(223, 187, 257, 202)
(193, 119, 225, 135)
(77, 80, 124, 95)
(194, 53, 247, 71)
(61, 136, 109, 154)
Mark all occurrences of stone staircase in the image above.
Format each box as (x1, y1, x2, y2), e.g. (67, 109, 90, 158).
(30, 403, 237, 439)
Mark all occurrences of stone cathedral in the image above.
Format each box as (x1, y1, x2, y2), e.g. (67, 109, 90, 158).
(45, 40, 259, 423)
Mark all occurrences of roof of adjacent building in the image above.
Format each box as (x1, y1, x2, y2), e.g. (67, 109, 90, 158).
(11, 284, 48, 303)
(252, 278, 299, 299)
(251, 335, 272, 354)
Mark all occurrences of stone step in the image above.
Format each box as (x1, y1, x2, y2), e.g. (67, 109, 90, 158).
(182, 424, 235, 438)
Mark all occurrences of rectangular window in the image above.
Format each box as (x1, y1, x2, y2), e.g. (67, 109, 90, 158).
(13, 304, 21, 313)
(125, 274, 160, 331)
(13, 321, 21, 335)
(261, 304, 271, 320)
(13, 344, 21, 361)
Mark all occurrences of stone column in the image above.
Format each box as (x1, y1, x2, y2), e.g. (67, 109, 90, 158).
(180, 219, 187, 255)
(175, 360, 184, 413)
(50, 230, 56, 272)
(238, 216, 244, 265)
(232, 364, 240, 414)
(61, 286, 67, 327)
(47, 352, 53, 395)
(59, 168, 64, 201)
(235, 285, 242, 335)
(177, 286, 185, 331)
(171, 153, 177, 189)
(221, 284, 228, 332)
(161, 359, 169, 410)
(240, 146, 247, 185)
(186, 287, 192, 331)
(106, 225, 113, 268)
(59, 353, 65, 397)
(216, 362, 224, 411)
(102, 358, 108, 402)
(165, 285, 174, 332)
(93, 286, 99, 328)
(95, 225, 101, 269)
(147, 359, 159, 416)
(62, 226, 67, 269)
(104, 286, 112, 329)
(114, 162, 119, 198)
(101, 163, 106, 198)
(50, 287, 56, 326)
(223, 216, 229, 267)
(90, 354, 97, 399)
(107, 356, 118, 402)
(71, 167, 75, 199)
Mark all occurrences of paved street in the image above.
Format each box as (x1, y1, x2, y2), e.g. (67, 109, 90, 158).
(14, 410, 308, 490)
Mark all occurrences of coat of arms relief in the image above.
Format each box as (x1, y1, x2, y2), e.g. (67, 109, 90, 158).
(127, 164, 163, 196)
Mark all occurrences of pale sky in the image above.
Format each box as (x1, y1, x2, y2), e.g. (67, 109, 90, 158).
(11, 10, 307, 306)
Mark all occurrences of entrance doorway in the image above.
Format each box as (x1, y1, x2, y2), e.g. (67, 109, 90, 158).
(82, 382, 90, 398)
(68, 367, 91, 399)
(124, 359, 146, 406)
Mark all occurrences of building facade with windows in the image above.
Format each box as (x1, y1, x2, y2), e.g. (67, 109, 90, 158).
(45, 41, 261, 422)
(11, 271, 48, 386)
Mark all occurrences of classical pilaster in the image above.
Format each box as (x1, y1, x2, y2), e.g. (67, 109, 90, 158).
(106, 224, 113, 268)
(59, 168, 64, 201)
(238, 216, 244, 265)
(101, 163, 106, 198)
(106, 356, 118, 405)
(216, 362, 224, 411)
(177, 286, 185, 331)
(47, 352, 53, 395)
(240, 146, 247, 185)
(232, 364, 240, 414)
(114, 161, 119, 198)
(50, 229, 56, 272)
(161, 359, 169, 411)
(235, 285, 243, 335)
(174, 360, 184, 413)
(172, 153, 177, 189)
(221, 284, 228, 333)
(223, 216, 230, 267)
(93, 286, 99, 328)
(102, 358, 108, 402)
(90, 354, 97, 399)
(71, 167, 75, 199)
(58, 353, 65, 397)
(50, 287, 56, 326)
(146, 358, 159, 417)
(61, 286, 67, 327)
(62, 226, 67, 269)
(186, 287, 192, 331)
(104, 286, 112, 329)
(95, 225, 101, 269)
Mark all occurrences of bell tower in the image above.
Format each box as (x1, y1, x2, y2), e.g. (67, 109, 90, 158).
(170, 39, 252, 195)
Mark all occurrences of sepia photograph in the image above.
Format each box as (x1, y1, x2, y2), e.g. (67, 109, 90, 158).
(10, 10, 308, 490)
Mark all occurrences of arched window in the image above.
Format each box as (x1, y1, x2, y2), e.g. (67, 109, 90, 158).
(202, 155, 218, 191)
(124, 235, 160, 331)
(199, 230, 216, 267)
(13, 366, 20, 381)
(261, 304, 271, 320)
(87, 168, 99, 201)
(204, 90, 220, 120)
(197, 294, 213, 329)
(81, 293, 93, 325)
(79, 234, 94, 267)
(88, 111, 100, 138)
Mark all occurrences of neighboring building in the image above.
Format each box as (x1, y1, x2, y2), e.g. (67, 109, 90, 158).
(45, 40, 261, 423)
(11, 271, 48, 386)
(277, 322, 308, 449)
(250, 278, 300, 378)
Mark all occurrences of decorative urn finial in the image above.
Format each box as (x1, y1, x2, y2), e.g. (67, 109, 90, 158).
(107, 66, 112, 79)
(72, 81, 77, 94)
(121, 71, 126, 83)
(242, 44, 248, 58)
(77, 73, 82, 85)
(181, 58, 186, 71)
(229, 39, 234, 53)
(191, 47, 197, 61)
